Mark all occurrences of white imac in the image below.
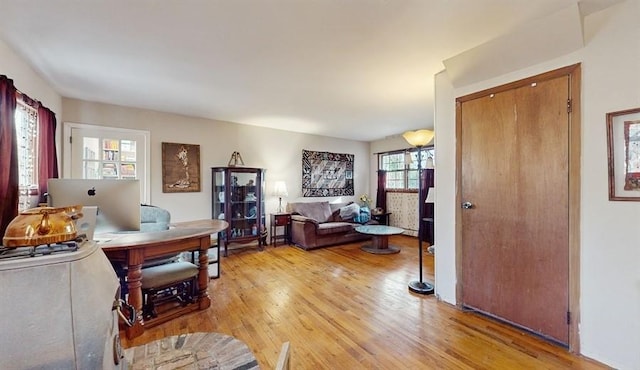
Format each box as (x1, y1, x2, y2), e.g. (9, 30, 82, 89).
(47, 179, 141, 235)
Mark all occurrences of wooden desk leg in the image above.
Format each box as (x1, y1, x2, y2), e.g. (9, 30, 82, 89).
(197, 236, 212, 309)
(126, 249, 145, 339)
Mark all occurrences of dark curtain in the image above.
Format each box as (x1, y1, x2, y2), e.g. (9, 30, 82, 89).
(0, 75, 19, 238)
(420, 168, 435, 241)
(375, 170, 387, 210)
(37, 105, 59, 202)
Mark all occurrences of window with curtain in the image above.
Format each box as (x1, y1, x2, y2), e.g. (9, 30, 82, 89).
(379, 147, 434, 190)
(15, 98, 39, 211)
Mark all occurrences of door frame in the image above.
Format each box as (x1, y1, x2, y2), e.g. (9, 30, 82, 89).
(454, 64, 581, 352)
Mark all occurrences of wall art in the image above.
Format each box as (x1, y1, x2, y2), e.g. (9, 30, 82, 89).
(302, 149, 354, 197)
(162, 142, 201, 193)
(607, 107, 640, 201)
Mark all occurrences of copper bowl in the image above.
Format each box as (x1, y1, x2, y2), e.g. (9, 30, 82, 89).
(2, 206, 83, 248)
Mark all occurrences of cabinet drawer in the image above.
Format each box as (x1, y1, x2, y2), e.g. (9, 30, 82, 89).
(273, 215, 291, 225)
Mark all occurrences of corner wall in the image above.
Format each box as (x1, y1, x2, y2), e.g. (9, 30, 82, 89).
(0, 38, 61, 121)
(434, 1, 640, 368)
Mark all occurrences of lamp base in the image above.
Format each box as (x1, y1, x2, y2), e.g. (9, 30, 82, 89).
(408, 280, 434, 295)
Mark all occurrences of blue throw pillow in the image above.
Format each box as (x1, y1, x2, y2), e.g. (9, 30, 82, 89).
(357, 206, 371, 224)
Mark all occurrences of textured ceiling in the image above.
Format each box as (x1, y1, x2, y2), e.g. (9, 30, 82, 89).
(0, 0, 622, 141)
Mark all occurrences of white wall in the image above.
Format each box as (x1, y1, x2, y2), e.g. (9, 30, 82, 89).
(61, 99, 371, 223)
(434, 1, 640, 368)
(0, 38, 61, 120)
(433, 70, 456, 304)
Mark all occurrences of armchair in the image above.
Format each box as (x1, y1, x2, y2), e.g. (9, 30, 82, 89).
(140, 204, 171, 232)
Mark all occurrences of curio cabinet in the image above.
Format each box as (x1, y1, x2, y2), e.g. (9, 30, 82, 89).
(211, 167, 265, 256)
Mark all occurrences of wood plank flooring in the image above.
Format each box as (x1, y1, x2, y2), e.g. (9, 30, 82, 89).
(120, 235, 608, 369)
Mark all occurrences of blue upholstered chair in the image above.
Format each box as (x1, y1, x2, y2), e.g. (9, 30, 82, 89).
(140, 205, 171, 232)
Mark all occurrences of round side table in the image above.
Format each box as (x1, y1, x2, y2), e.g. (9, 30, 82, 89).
(355, 225, 404, 254)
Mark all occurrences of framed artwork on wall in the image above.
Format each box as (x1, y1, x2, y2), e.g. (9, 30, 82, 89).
(162, 142, 201, 193)
(606, 107, 640, 201)
(302, 149, 354, 197)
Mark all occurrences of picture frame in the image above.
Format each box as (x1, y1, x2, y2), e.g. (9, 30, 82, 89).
(606, 107, 640, 201)
(162, 142, 201, 193)
(301, 149, 354, 197)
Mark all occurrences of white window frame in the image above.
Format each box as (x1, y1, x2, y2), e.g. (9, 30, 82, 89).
(15, 100, 39, 211)
(379, 147, 434, 190)
(62, 122, 151, 204)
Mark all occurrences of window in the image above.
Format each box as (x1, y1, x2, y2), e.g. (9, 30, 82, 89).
(64, 122, 151, 204)
(15, 99, 38, 211)
(379, 147, 434, 190)
(80, 137, 138, 179)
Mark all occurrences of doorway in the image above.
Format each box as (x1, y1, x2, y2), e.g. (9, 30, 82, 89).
(456, 64, 581, 348)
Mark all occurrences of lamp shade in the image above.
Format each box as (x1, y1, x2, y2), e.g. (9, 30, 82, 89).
(273, 181, 288, 197)
(402, 129, 434, 147)
(425, 187, 435, 203)
(425, 156, 434, 169)
(404, 151, 413, 165)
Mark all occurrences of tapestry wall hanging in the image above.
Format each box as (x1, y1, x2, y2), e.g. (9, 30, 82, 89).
(162, 142, 201, 193)
(302, 149, 354, 197)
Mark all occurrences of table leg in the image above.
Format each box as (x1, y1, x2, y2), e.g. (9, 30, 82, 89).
(125, 249, 145, 339)
(197, 236, 212, 309)
(360, 235, 400, 254)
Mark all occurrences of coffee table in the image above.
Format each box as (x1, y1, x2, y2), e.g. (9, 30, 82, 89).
(355, 225, 404, 254)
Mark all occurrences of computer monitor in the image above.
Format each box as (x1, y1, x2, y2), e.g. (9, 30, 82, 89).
(47, 179, 141, 235)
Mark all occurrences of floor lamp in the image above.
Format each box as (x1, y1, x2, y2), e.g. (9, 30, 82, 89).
(403, 129, 435, 295)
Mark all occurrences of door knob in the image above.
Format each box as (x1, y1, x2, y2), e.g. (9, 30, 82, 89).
(461, 201, 473, 209)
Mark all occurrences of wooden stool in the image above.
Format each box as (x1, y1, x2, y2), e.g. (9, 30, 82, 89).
(141, 261, 198, 319)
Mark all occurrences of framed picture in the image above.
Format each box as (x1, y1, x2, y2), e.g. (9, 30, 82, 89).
(162, 142, 201, 193)
(301, 149, 354, 197)
(606, 108, 640, 201)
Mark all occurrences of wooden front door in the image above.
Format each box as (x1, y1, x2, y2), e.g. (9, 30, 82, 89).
(458, 70, 572, 344)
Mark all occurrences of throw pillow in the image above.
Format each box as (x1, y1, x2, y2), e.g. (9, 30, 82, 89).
(355, 206, 371, 224)
(290, 201, 333, 223)
(339, 203, 360, 220)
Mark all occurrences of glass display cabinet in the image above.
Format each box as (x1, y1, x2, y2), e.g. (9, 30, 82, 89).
(211, 167, 265, 256)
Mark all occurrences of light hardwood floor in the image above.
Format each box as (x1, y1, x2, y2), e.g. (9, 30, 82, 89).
(121, 235, 608, 369)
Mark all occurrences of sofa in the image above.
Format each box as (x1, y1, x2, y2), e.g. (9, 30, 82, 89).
(287, 201, 376, 250)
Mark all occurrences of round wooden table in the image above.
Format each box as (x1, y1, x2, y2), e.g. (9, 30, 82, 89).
(355, 225, 404, 254)
(124, 332, 259, 369)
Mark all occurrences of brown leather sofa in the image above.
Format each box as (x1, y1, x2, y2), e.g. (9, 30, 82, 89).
(287, 201, 376, 250)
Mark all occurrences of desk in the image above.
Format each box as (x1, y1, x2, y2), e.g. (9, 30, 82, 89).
(99, 220, 228, 339)
(172, 219, 224, 279)
(124, 332, 259, 369)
